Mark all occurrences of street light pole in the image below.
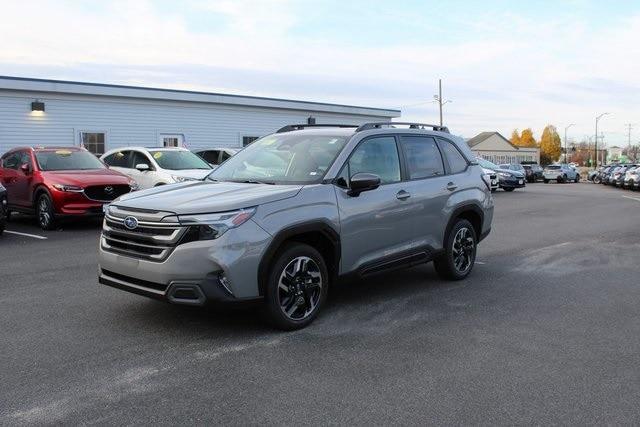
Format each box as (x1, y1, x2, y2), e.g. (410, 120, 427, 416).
(595, 113, 609, 169)
(564, 124, 575, 164)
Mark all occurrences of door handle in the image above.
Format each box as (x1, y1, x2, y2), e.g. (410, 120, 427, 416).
(446, 182, 458, 191)
(396, 190, 411, 200)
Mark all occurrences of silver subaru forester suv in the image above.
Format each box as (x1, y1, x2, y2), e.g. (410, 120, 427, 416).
(98, 123, 494, 330)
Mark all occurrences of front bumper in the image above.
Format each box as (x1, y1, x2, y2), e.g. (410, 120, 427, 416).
(98, 219, 272, 303)
(499, 177, 526, 188)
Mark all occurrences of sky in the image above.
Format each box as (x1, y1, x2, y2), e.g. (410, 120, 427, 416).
(1, 0, 640, 146)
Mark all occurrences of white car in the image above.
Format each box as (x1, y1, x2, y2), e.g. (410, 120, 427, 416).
(101, 147, 212, 189)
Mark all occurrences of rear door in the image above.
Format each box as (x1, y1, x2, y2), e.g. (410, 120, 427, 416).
(398, 135, 451, 250)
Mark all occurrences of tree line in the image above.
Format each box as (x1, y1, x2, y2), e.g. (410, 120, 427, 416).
(510, 126, 562, 165)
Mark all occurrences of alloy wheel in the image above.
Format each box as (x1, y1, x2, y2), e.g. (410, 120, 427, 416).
(452, 227, 475, 273)
(38, 197, 51, 228)
(277, 256, 323, 321)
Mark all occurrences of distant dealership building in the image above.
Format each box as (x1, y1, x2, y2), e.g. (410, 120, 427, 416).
(0, 76, 400, 156)
(466, 131, 540, 164)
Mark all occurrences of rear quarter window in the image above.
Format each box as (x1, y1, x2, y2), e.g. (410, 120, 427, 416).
(438, 140, 468, 174)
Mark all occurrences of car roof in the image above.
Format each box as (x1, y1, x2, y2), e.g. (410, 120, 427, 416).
(6, 146, 85, 152)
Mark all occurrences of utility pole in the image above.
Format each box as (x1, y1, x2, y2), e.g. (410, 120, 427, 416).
(625, 123, 633, 149)
(433, 79, 451, 127)
(595, 113, 609, 169)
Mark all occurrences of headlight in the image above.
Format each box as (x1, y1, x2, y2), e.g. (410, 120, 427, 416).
(129, 180, 139, 191)
(178, 208, 256, 240)
(52, 184, 84, 192)
(172, 175, 197, 183)
(497, 172, 510, 178)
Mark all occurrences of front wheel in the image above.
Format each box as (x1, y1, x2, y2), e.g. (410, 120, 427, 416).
(594, 176, 601, 184)
(264, 243, 329, 330)
(574, 174, 580, 183)
(36, 193, 56, 230)
(434, 219, 477, 281)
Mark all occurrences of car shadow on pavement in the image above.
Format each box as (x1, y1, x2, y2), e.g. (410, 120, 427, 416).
(8, 212, 103, 232)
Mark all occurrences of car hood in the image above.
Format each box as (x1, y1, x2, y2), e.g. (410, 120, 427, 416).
(166, 169, 212, 180)
(112, 181, 303, 214)
(43, 169, 132, 186)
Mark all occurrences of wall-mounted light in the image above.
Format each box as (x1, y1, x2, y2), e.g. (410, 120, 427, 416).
(31, 101, 45, 112)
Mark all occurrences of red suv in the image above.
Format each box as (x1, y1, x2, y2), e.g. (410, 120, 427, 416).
(0, 146, 138, 230)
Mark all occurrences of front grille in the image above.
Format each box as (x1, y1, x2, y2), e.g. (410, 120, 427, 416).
(85, 184, 131, 201)
(101, 207, 186, 261)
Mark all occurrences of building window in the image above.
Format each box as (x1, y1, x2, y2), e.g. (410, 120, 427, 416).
(160, 134, 184, 147)
(242, 136, 259, 147)
(80, 132, 106, 155)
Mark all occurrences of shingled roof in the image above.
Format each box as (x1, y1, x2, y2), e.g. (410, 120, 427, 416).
(466, 132, 518, 149)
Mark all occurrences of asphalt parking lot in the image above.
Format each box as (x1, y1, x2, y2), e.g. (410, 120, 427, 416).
(2, 183, 640, 425)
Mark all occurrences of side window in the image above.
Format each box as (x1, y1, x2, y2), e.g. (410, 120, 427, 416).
(103, 151, 130, 168)
(220, 151, 231, 162)
(400, 136, 445, 179)
(201, 150, 220, 164)
(438, 140, 468, 174)
(348, 136, 401, 184)
(2, 152, 22, 170)
(130, 151, 152, 169)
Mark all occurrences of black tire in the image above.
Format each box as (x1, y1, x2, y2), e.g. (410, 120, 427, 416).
(36, 193, 56, 230)
(434, 219, 477, 281)
(264, 242, 329, 330)
(504, 187, 515, 192)
(490, 188, 496, 193)
(594, 176, 601, 184)
(574, 174, 580, 183)
(544, 179, 549, 184)
(0, 201, 5, 235)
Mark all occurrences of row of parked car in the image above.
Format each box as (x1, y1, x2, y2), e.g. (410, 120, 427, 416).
(0, 145, 238, 230)
(589, 164, 640, 189)
(474, 159, 581, 192)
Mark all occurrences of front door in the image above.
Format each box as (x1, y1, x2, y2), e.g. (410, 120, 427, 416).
(335, 135, 416, 273)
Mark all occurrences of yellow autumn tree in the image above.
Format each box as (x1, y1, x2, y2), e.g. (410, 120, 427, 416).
(510, 129, 522, 147)
(519, 128, 537, 148)
(539, 125, 562, 165)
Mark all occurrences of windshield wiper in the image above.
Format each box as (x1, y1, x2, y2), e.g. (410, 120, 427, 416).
(236, 179, 275, 185)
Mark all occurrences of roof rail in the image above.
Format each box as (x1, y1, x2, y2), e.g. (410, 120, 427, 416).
(355, 122, 450, 133)
(276, 124, 359, 133)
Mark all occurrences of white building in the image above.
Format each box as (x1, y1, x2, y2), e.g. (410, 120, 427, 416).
(0, 76, 400, 156)
(466, 131, 540, 164)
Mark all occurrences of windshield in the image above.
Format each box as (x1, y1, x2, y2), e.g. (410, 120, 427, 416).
(547, 165, 561, 170)
(207, 133, 348, 184)
(35, 150, 105, 171)
(149, 150, 211, 170)
(476, 158, 499, 169)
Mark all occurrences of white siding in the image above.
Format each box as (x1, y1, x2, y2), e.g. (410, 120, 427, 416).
(0, 91, 395, 154)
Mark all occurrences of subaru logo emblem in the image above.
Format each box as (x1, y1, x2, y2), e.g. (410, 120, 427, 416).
(104, 186, 114, 194)
(123, 216, 138, 230)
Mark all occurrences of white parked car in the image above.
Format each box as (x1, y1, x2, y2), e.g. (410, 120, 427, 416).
(101, 147, 212, 189)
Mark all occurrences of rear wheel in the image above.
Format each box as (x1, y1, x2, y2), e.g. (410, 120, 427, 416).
(36, 193, 56, 230)
(574, 174, 580, 183)
(0, 199, 6, 235)
(264, 243, 329, 330)
(434, 219, 477, 281)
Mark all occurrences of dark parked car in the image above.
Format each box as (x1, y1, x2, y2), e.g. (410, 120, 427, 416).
(495, 164, 526, 191)
(522, 164, 543, 182)
(624, 166, 639, 190)
(0, 183, 6, 235)
(609, 165, 629, 187)
(598, 165, 616, 185)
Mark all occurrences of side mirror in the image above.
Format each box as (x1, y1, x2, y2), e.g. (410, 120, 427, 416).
(20, 163, 31, 174)
(135, 163, 150, 171)
(348, 173, 381, 196)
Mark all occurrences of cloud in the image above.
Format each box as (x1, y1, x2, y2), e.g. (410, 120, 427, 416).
(0, 0, 639, 143)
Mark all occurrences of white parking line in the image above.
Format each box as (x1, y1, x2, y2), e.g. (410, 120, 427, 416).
(4, 230, 48, 240)
(474, 261, 486, 265)
(622, 195, 640, 202)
